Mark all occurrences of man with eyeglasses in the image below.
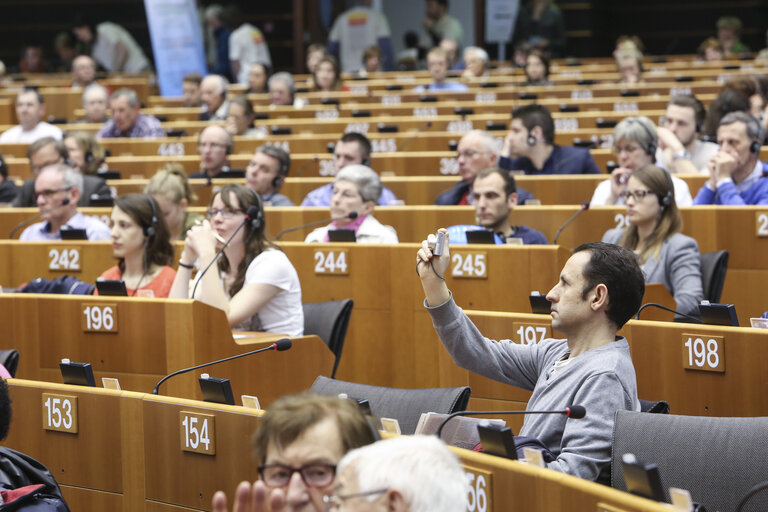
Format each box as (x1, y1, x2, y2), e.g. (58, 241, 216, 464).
(212, 393, 375, 512)
(12, 137, 111, 207)
(435, 129, 534, 205)
(590, 116, 692, 206)
(190, 125, 237, 180)
(326, 436, 466, 512)
(499, 104, 601, 175)
(300, 132, 399, 207)
(18, 164, 110, 241)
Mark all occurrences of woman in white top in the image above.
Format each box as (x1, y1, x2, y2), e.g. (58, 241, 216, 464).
(170, 184, 303, 336)
(590, 116, 693, 206)
(305, 165, 398, 244)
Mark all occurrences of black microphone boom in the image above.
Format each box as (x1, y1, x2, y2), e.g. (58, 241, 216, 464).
(151, 338, 292, 395)
(191, 205, 261, 298)
(294, 156, 320, 178)
(553, 202, 589, 245)
(435, 406, 586, 440)
(275, 211, 358, 241)
(9, 198, 71, 239)
(634, 302, 700, 323)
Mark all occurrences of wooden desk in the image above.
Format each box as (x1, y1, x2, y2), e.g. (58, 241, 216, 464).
(0, 294, 332, 405)
(466, 310, 768, 417)
(3, 379, 670, 512)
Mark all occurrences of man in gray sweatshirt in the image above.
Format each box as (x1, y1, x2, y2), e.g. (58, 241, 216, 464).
(416, 238, 645, 483)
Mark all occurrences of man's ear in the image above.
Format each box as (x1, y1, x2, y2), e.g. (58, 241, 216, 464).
(70, 186, 82, 204)
(591, 283, 609, 312)
(507, 192, 518, 208)
(531, 125, 544, 141)
(386, 489, 408, 512)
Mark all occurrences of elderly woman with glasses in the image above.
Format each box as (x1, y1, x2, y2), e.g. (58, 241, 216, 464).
(590, 116, 693, 206)
(601, 165, 703, 321)
(305, 165, 398, 244)
(170, 184, 303, 335)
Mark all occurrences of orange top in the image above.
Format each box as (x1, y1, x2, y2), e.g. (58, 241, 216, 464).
(97, 265, 177, 298)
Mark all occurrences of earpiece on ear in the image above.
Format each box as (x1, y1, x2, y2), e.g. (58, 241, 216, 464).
(527, 135, 536, 146)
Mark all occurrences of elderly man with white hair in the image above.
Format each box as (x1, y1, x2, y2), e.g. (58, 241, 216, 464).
(461, 46, 489, 78)
(325, 436, 467, 512)
(199, 74, 230, 121)
(76, 83, 109, 124)
(305, 165, 398, 244)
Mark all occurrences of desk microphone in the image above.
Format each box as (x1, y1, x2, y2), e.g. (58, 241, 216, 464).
(192, 175, 213, 193)
(9, 198, 70, 239)
(435, 406, 586, 440)
(397, 121, 433, 152)
(275, 211, 358, 241)
(191, 205, 261, 299)
(634, 302, 700, 323)
(151, 338, 292, 395)
(552, 202, 589, 245)
(294, 156, 320, 178)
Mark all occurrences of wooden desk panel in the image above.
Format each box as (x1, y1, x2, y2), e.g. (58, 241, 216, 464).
(465, 311, 768, 417)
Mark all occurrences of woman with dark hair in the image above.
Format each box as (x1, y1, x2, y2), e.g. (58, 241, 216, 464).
(313, 55, 347, 92)
(524, 49, 551, 86)
(170, 184, 303, 335)
(702, 87, 751, 138)
(99, 193, 176, 297)
(601, 165, 703, 321)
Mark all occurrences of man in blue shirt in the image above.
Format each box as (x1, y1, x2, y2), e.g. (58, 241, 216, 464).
(19, 164, 110, 241)
(301, 132, 399, 206)
(499, 104, 601, 175)
(415, 47, 467, 92)
(694, 111, 768, 205)
(448, 167, 547, 245)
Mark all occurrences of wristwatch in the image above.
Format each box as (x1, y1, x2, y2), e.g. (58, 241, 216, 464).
(672, 149, 690, 161)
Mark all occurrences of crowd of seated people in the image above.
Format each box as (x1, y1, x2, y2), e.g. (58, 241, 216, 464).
(3, 9, 768, 506)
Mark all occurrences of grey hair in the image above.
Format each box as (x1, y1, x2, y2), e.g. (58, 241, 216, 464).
(719, 111, 764, 141)
(111, 88, 140, 108)
(614, 116, 657, 155)
(82, 83, 108, 105)
(337, 436, 468, 512)
(204, 4, 224, 20)
(334, 164, 382, 203)
(268, 72, 296, 94)
(203, 74, 229, 95)
(462, 129, 498, 154)
(463, 46, 489, 63)
(42, 164, 84, 193)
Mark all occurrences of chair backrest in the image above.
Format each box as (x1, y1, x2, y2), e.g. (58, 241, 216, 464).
(700, 250, 729, 303)
(611, 410, 768, 512)
(303, 300, 354, 379)
(0, 349, 19, 377)
(310, 376, 471, 435)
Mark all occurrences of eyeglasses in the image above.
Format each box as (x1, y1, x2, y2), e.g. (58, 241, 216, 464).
(205, 208, 243, 219)
(619, 189, 654, 201)
(323, 488, 388, 511)
(34, 187, 72, 201)
(456, 150, 488, 159)
(258, 462, 336, 489)
(614, 144, 642, 154)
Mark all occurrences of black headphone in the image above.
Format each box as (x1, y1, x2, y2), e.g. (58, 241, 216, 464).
(272, 154, 290, 189)
(144, 194, 158, 239)
(361, 155, 371, 167)
(659, 169, 674, 208)
(249, 191, 264, 231)
(744, 114, 764, 156)
(527, 134, 537, 146)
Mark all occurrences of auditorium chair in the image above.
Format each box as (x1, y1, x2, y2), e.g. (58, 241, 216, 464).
(310, 376, 471, 435)
(302, 299, 354, 379)
(611, 410, 768, 512)
(699, 250, 729, 304)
